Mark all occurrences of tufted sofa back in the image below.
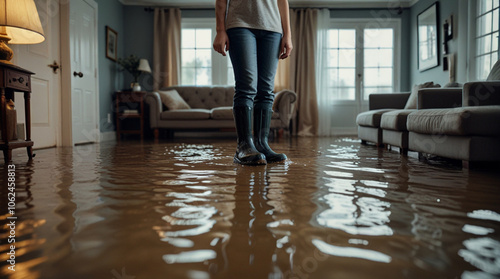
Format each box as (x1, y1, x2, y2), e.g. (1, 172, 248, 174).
(161, 86, 234, 109)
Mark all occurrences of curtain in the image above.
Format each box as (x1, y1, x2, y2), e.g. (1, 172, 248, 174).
(316, 9, 333, 136)
(275, 9, 319, 136)
(153, 8, 181, 90)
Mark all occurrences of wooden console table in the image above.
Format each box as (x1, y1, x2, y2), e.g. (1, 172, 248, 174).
(115, 91, 146, 141)
(0, 62, 34, 163)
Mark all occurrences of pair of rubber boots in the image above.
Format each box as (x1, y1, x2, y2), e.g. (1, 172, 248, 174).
(233, 106, 287, 165)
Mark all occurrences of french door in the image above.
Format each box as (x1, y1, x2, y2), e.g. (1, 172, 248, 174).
(325, 19, 400, 134)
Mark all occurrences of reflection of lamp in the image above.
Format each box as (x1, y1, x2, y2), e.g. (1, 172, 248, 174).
(132, 59, 151, 91)
(0, 0, 45, 64)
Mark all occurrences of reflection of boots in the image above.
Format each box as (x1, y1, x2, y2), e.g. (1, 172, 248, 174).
(233, 106, 267, 165)
(254, 108, 287, 163)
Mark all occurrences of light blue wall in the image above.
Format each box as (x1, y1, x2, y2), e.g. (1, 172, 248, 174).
(95, 0, 125, 132)
(123, 6, 155, 92)
(409, 0, 461, 86)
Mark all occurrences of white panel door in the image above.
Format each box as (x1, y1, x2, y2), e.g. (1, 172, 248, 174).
(70, 0, 98, 145)
(12, 0, 61, 149)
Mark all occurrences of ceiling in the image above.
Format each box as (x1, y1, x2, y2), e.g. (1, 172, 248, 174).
(118, 0, 418, 9)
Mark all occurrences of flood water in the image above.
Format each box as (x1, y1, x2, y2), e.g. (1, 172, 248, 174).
(1, 137, 500, 279)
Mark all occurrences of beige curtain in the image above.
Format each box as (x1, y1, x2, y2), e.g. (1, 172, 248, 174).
(275, 9, 319, 136)
(153, 8, 181, 90)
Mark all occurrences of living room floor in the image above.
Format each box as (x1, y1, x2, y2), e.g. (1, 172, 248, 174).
(1, 136, 499, 279)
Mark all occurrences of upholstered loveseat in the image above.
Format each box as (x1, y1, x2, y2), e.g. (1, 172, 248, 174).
(145, 86, 297, 139)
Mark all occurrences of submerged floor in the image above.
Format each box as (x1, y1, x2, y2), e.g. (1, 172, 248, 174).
(1, 137, 500, 279)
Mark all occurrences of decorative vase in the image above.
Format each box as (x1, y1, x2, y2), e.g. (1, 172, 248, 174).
(131, 82, 141, 92)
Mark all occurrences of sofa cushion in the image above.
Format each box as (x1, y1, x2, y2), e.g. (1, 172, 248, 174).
(180, 87, 232, 109)
(407, 106, 500, 136)
(211, 107, 233, 120)
(487, 59, 500, 81)
(161, 109, 211, 120)
(404, 82, 441, 109)
(356, 109, 395, 127)
(380, 109, 415, 131)
(158, 89, 191, 110)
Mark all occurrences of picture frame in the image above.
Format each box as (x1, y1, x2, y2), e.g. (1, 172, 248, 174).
(417, 2, 439, 71)
(106, 26, 118, 62)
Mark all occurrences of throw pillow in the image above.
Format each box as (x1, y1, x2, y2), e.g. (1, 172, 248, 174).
(443, 82, 463, 88)
(158, 89, 191, 110)
(486, 59, 500, 80)
(404, 82, 441, 109)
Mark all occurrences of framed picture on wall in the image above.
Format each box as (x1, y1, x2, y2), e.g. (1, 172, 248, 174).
(417, 2, 439, 71)
(106, 26, 118, 61)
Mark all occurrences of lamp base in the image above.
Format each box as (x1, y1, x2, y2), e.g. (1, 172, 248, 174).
(0, 37, 14, 63)
(131, 82, 141, 92)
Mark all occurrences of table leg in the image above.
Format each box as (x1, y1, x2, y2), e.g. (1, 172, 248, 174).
(24, 92, 34, 160)
(1, 88, 8, 144)
(3, 149, 11, 163)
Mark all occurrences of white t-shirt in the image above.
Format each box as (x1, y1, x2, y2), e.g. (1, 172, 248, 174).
(225, 0, 283, 34)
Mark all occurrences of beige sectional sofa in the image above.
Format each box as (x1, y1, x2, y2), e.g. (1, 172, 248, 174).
(356, 82, 500, 167)
(145, 86, 297, 139)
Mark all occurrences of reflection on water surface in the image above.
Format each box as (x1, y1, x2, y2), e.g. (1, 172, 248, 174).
(1, 137, 499, 279)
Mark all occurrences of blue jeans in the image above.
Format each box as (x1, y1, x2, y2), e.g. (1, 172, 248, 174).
(227, 28, 282, 111)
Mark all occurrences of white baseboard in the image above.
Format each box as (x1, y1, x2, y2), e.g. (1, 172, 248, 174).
(100, 131, 116, 142)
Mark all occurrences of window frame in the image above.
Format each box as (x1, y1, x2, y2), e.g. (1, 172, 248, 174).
(328, 18, 401, 105)
(181, 18, 233, 85)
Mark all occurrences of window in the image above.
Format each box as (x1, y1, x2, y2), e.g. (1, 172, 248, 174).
(326, 20, 400, 102)
(181, 19, 234, 86)
(473, 0, 499, 80)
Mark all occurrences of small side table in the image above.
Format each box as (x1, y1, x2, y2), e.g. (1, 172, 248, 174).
(115, 91, 146, 141)
(0, 62, 35, 163)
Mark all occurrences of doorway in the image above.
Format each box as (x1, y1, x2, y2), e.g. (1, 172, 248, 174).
(61, 0, 100, 146)
(326, 19, 401, 134)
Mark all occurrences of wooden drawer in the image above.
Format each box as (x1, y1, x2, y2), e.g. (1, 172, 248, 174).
(6, 69, 31, 92)
(116, 91, 145, 103)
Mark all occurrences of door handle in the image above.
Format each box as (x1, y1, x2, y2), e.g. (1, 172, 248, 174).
(73, 71, 84, 78)
(48, 61, 60, 74)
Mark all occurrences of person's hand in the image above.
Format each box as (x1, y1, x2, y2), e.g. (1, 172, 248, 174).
(280, 34, 293, 59)
(213, 30, 229, 56)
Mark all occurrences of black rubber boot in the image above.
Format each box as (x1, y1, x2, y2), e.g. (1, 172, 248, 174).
(254, 108, 287, 163)
(233, 106, 267, 165)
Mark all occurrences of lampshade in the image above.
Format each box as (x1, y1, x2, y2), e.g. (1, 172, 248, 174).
(138, 59, 151, 73)
(0, 0, 45, 44)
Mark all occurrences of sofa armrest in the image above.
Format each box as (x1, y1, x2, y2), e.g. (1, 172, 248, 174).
(417, 88, 462, 109)
(274, 90, 297, 128)
(463, 81, 500, 106)
(369, 92, 410, 110)
(144, 92, 162, 128)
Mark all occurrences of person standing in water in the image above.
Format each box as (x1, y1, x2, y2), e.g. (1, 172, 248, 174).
(213, 0, 293, 165)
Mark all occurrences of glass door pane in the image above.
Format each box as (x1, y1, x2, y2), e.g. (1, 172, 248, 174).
(363, 28, 394, 100)
(326, 29, 356, 100)
(181, 28, 212, 85)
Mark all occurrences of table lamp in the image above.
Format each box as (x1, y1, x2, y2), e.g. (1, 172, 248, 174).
(138, 59, 151, 74)
(0, 0, 45, 64)
(133, 59, 151, 91)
